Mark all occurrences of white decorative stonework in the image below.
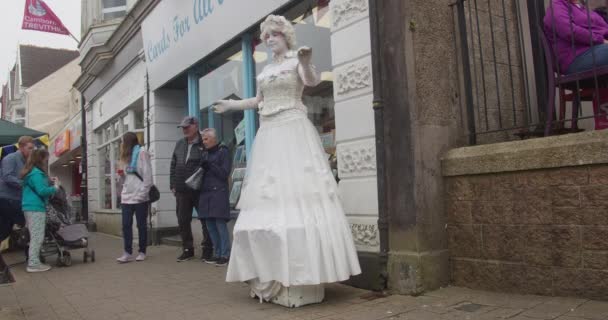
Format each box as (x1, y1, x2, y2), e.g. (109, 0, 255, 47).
(337, 140, 376, 178)
(336, 62, 371, 96)
(350, 223, 379, 246)
(332, 0, 368, 30)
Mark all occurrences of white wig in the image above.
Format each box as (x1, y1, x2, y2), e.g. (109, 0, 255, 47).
(260, 15, 297, 50)
(201, 128, 217, 138)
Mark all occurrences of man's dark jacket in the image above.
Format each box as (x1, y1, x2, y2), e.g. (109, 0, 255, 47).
(170, 136, 205, 193)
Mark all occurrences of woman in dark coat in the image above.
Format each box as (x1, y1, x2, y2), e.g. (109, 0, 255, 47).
(198, 128, 232, 266)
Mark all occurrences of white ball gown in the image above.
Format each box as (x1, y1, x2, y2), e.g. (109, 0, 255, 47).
(226, 53, 361, 300)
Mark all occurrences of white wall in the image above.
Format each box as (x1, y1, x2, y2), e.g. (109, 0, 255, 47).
(25, 59, 80, 137)
(85, 106, 98, 222)
(330, 0, 378, 253)
(49, 165, 75, 196)
(147, 89, 187, 228)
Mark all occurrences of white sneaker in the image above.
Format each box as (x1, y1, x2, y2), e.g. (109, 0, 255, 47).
(135, 253, 146, 262)
(116, 252, 134, 263)
(27, 264, 51, 273)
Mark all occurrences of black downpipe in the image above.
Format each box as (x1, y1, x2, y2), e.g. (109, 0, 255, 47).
(368, 0, 389, 288)
(79, 93, 88, 224)
(456, 0, 477, 145)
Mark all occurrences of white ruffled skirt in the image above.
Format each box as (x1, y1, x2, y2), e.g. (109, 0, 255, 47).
(226, 109, 361, 290)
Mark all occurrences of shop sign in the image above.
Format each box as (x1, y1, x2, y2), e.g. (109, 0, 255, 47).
(70, 121, 81, 150)
(54, 130, 70, 157)
(142, 0, 290, 90)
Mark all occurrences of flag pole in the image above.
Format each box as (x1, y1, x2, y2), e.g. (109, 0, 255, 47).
(68, 32, 80, 46)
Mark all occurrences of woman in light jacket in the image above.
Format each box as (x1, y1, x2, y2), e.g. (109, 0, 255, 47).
(116, 132, 153, 263)
(21, 148, 59, 273)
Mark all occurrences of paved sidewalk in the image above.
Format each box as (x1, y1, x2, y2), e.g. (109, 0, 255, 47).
(2, 233, 608, 320)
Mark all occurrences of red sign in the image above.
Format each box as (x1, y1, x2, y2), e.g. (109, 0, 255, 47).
(22, 0, 70, 36)
(54, 131, 70, 157)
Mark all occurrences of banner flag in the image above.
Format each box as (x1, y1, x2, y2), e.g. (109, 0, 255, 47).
(22, 0, 70, 36)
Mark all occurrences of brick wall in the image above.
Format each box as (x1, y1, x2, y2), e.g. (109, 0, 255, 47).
(447, 165, 608, 300)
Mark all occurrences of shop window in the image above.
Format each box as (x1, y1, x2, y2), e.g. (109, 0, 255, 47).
(96, 109, 144, 211)
(198, 49, 246, 147)
(102, 0, 127, 21)
(134, 106, 144, 129)
(120, 114, 129, 134)
(112, 141, 122, 207)
(100, 145, 112, 209)
(198, 43, 248, 209)
(253, 0, 336, 177)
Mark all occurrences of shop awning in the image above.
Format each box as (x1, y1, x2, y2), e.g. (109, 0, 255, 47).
(0, 119, 46, 146)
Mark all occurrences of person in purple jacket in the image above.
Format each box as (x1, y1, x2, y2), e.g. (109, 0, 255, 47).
(544, 0, 608, 74)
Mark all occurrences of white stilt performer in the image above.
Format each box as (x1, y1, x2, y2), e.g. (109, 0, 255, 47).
(214, 15, 361, 308)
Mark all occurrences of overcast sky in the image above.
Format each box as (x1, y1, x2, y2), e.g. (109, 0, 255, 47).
(0, 0, 81, 84)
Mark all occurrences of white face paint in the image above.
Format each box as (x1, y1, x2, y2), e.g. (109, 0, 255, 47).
(265, 31, 288, 56)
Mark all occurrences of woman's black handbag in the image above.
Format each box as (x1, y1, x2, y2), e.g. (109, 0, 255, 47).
(132, 172, 160, 203)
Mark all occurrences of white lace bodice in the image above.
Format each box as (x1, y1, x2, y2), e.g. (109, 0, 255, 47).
(257, 55, 318, 116)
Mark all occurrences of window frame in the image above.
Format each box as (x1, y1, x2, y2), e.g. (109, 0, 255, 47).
(13, 107, 26, 126)
(101, 0, 127, 21)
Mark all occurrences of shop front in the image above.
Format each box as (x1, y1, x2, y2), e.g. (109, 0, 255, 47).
(49, 113, 84, 221)
(88, 59, 147, 236)
(142, 0, 381, 289)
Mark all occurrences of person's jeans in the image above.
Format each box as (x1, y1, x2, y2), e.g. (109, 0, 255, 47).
(175, 191, 212, 252)
(567, 44, 608, 74)
(205, 218, 230, 258)
(121, 202, 149, 254)
(24, 211, 46, 267)
(0, 198, 25, 242)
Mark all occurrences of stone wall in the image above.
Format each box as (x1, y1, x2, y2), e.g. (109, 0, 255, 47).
(443, 130, 608, 300)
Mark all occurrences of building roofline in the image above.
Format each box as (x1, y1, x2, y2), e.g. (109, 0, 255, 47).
(75, 0, 161, 93)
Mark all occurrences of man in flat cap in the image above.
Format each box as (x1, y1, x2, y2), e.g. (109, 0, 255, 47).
(170, 116, 213, 262)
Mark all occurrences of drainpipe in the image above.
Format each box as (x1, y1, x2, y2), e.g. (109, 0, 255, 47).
(368, 0, 389, 288)
(145, 72, 152, 233)
(79, 93, 89, 225)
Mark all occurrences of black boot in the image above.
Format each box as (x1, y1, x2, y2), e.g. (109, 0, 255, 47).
(177, 248, 194, 262)
(201, 246, 214, 261)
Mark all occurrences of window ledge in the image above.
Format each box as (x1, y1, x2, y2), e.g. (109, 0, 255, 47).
(442, 130, 608, 176)
(94, 209, 121, 214)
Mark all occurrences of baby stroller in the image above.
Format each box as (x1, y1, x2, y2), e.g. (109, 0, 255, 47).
(23, 187, 95, 267)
